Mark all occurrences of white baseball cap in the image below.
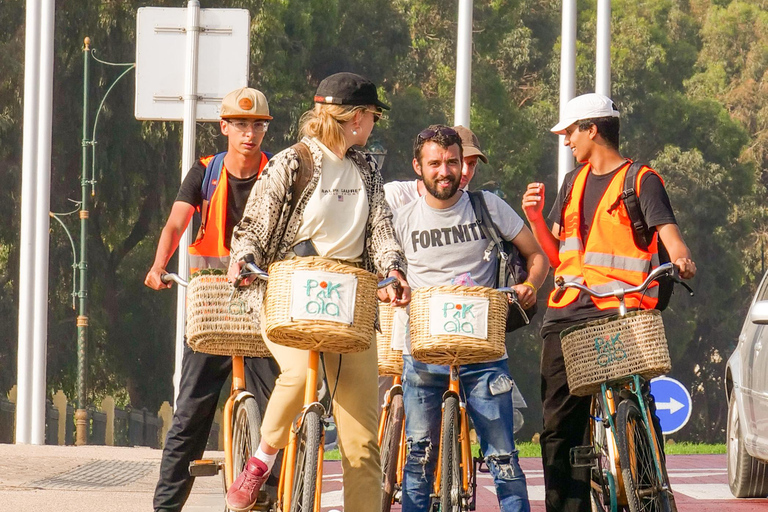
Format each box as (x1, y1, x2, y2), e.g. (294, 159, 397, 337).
(550, 93, 620, 134)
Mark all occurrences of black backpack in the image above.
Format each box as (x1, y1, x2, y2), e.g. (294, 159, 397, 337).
(467, 191, 538, 331)
(560, 162, 674, 311)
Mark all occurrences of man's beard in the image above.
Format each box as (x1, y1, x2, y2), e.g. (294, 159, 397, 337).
(424, 174, 460, 200)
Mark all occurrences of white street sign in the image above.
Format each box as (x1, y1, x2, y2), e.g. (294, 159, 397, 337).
(135, 7, 250, 121)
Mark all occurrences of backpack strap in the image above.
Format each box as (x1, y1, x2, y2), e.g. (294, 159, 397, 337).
(288, 142, 314, 220)
(468, 191, 508, 288)
(558, 163, 585, 230)
(605, 161, 654, 251)
(197, 152, 227, 238)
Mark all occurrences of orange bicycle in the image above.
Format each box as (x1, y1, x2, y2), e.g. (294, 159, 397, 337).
(379, 374, 406, 512)
(161, 271, 272, 511)
(229, 261, 399, 512)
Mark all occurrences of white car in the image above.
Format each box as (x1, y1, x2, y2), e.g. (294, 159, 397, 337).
(725, 270, 768, 498)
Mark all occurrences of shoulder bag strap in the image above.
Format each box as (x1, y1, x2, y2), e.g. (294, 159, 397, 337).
(468, 191, 508, 288)
(288, 142, 313, 220)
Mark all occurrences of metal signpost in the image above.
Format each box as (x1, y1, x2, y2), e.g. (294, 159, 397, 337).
(650, 376, 693, 435)
(135, 2, 249, 404)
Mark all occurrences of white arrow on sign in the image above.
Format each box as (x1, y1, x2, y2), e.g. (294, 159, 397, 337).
(656, 397, 685, 414)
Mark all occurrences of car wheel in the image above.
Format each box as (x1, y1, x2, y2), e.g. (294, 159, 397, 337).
(727, 390, 768, 498)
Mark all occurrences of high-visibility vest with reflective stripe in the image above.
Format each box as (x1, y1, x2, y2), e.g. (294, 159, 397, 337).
(548, 161, 662, 311)
(188, 152, 269, 273)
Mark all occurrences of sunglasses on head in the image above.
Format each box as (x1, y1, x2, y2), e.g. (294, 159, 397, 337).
(417, 126, 458, 140)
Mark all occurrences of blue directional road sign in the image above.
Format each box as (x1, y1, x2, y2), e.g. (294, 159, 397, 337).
(650, 376, 692, 434)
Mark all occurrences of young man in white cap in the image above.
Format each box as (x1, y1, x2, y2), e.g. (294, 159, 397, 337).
(521, 93, 696, 512)
(145, 87, 280, 512)
(383, 124, 488, 209)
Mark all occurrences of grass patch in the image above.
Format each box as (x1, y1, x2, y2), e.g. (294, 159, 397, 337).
(324, 442, 725, 460)
(664, 442, 726, 455)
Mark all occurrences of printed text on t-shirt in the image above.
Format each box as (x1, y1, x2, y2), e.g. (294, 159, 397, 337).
(409, 223, 487, 252)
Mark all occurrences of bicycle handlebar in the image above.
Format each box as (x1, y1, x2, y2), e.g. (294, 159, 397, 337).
(497, 287, 530, 325)
(161, 273, 188, 288)
(230, 255, 402, 301)
(553, 262, 693, 316)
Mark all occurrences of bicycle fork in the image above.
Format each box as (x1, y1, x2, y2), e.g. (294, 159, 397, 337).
(277, 349, 325, 512)
(434, 366, 474, 506)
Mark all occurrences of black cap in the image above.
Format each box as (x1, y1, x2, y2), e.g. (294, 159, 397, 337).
(314, 72, 390, 110)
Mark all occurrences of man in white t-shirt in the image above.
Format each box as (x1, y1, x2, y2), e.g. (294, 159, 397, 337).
(394, 125, 548, 512)
(383, 124, 488, 209)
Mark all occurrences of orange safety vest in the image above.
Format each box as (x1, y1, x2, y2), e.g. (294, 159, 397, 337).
(188, 152, 269, 273)
(548, 161, 662, 311)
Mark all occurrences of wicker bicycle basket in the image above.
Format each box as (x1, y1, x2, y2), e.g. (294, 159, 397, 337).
(263, 257, 378, 353)
(185, 273, 271, 358)
(377, 303, 403, 376)
(409, 285, 508, 366)
(560, 309, 671, 397)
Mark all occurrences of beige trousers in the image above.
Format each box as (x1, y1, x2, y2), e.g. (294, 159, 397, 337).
(261, 334, 382, 511)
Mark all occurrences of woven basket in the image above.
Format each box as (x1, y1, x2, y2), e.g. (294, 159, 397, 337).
(264, 257, 378, 353)
(409, 285, 507, 366)
(560, 309, 670, 397)
(185, 273, 272, 358)
(377, 303, 403, 376)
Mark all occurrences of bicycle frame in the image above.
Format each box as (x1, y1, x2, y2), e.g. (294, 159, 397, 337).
(433, 365, 474, 503)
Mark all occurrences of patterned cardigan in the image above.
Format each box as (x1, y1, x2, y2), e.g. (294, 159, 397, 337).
(230, 136, 407, 317)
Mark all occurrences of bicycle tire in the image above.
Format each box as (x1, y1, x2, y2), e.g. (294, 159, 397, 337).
(290, 409, 322, 512)
(440, 395, 463, 512)
(231, 397, 262, 482)
(590, 395, 615, 512)
(616, 399, 675, 512)
(381, 393, 405, 512)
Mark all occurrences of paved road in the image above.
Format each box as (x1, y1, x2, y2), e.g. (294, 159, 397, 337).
(0, 444, 765, 511)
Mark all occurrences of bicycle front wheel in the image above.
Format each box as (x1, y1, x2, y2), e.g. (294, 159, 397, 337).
(440, 395, 462, 512)
(290, 409, 323, 512)
(590, 394, 616, 512)
(232, 397, 262, 482)
(381, 392, 405, 512)
(616, 399, 675, 512)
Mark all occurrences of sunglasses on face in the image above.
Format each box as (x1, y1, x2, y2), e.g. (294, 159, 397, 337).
(227, 119, 269, 132)
(366, 108, 383, 123)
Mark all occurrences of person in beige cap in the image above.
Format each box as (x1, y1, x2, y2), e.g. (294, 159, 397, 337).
(145, 86, 280, 512)
(383, 124, 488, 210)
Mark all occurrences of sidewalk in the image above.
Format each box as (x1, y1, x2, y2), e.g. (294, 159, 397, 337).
(0, 443, 224, 512)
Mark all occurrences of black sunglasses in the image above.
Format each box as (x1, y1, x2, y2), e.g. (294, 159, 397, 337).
(417, 126, 458, 140)
(366, 108, 383, 123)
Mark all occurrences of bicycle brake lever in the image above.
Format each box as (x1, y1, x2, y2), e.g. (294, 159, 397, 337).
(553, 276, 566, 302)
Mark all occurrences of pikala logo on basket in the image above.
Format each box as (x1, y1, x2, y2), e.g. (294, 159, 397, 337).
(429, 294, 489, 340)
(304, 279, 342, 316)
(593, 333, 628, 367)
(290, 270, 358, 325)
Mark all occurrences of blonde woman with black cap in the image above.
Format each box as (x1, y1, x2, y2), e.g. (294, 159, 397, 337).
(225, 72, 411, 511)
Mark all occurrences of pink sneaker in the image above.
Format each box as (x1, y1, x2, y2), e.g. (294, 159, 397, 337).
(226, 457, 270, 511)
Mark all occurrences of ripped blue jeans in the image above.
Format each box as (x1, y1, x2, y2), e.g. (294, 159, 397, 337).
(402, 355, 530, 512)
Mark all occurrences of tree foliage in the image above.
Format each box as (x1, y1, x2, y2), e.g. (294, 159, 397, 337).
(0, 0, 765, 442)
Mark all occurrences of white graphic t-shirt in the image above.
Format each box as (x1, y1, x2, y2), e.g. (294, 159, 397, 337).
(384, 180, 420, 211)
(393, 191, 525, 355)
(293, 138, 368, 261)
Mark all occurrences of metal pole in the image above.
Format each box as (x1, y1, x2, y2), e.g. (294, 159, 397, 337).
(16, 0, 42, 444)
(29, 0, 55, 445)
(75, 37, 92, 446)
(558, 0, 577, 188)
(174, 0, 201, 406)
(595, 0, 611, 97)
(454, 0, 473, 127)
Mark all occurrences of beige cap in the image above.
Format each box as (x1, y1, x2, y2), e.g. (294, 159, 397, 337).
(220, 87, 272, 119)
(453, 125, 488, 164)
